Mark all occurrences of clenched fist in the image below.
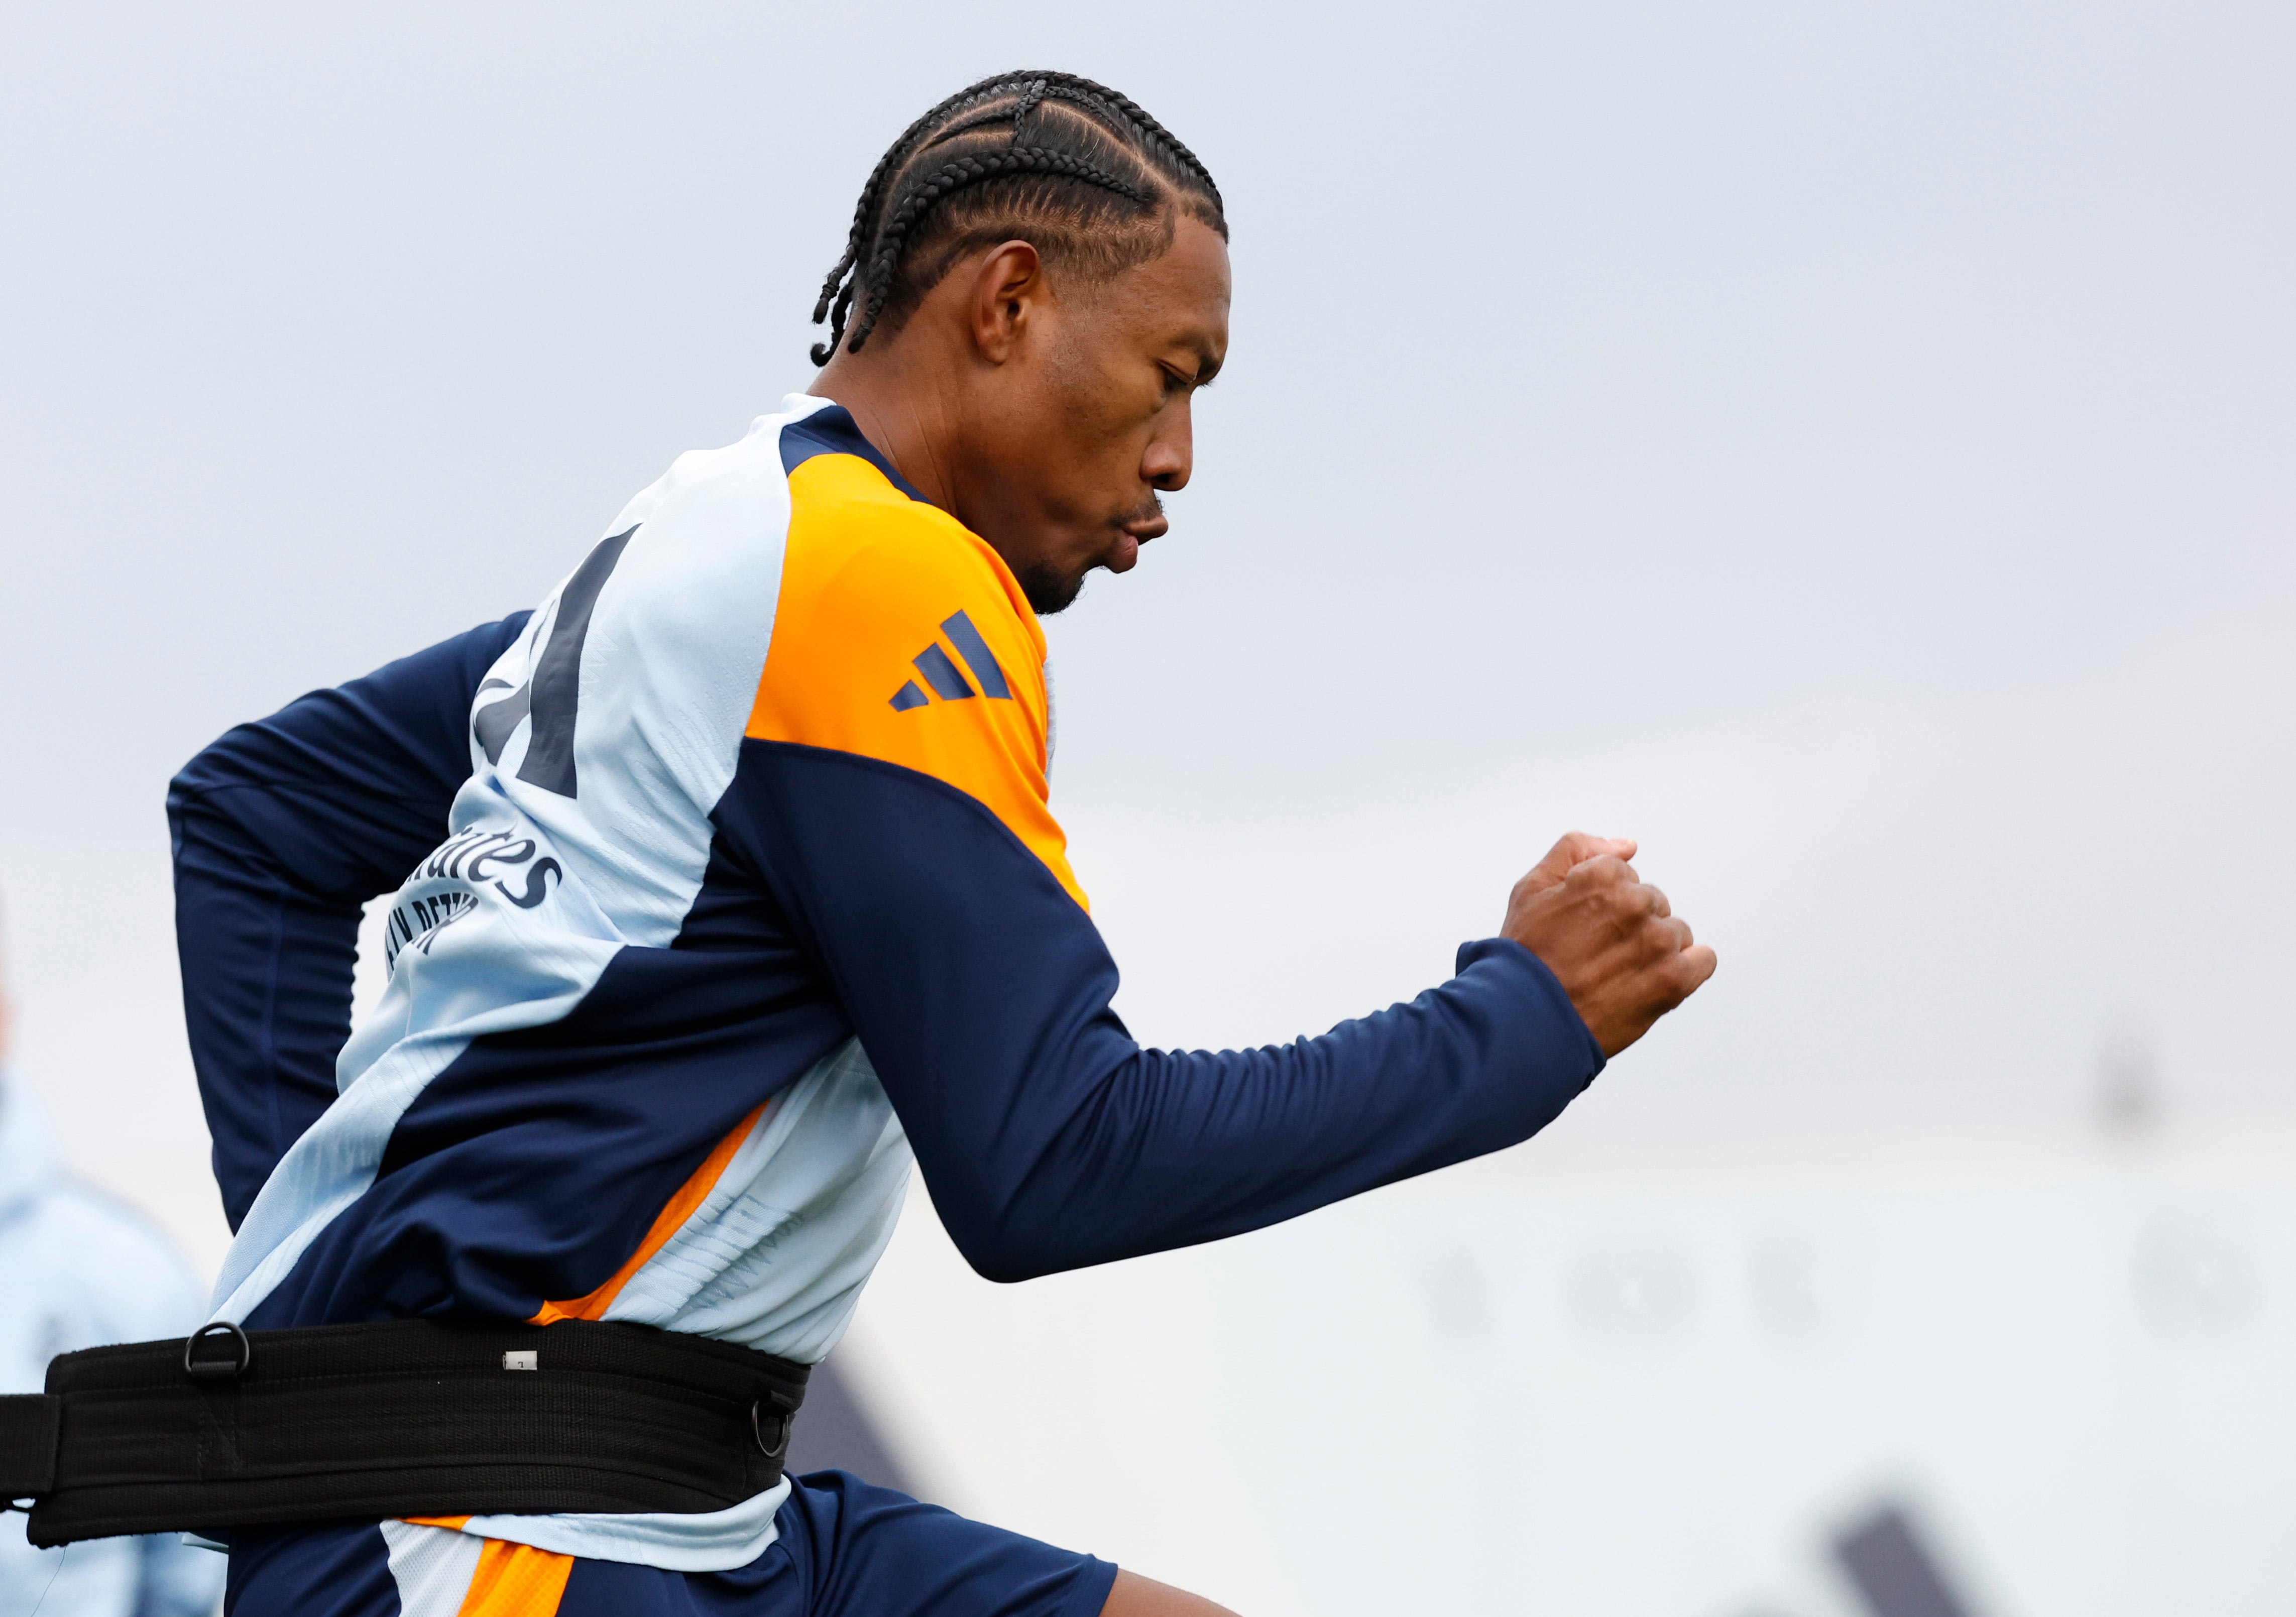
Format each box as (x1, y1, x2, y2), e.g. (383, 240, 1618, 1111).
(1502, 832, 1715, 1057)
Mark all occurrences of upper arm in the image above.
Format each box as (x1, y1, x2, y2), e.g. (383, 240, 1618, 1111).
(711, 458, 1128, 1262)
(170, 614, 529, 1226)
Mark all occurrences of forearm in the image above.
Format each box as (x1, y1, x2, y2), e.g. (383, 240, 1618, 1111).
(170, 790, 366, 1226)
(913, 939, 1601, 1281)
(741, 743, 1604, 1281)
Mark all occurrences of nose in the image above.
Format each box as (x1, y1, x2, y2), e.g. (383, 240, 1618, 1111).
(1142, 403, 1193, 493)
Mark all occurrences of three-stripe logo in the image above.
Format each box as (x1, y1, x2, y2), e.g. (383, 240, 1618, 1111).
(890, 610, 1013, 711)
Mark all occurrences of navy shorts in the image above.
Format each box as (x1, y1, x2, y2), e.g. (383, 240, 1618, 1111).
(223, 1471, 1118, 1617)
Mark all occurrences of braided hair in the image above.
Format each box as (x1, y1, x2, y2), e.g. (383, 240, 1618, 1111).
(810, 71, 1225, 365)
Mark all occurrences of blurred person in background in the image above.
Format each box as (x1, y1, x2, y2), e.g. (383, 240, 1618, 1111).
(0, 913, 224, 1616)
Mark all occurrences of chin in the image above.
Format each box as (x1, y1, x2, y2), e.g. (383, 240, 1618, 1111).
(1019, 560, 1088, 616)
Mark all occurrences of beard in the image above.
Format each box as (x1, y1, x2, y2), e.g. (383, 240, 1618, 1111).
(1021, 494, 1162, 616)
(1019, 558, 1089, 616)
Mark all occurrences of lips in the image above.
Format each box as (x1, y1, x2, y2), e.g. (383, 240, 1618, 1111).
(1102, 495, 1165, 575)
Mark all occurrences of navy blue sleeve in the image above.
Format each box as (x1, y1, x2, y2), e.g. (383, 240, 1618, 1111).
(730, 741, 1605, 1284)
(168, 615, 530, 1229)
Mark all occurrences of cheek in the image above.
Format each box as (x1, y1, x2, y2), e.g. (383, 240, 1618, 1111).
(1045, 319, 1159, 428)
(1043, 372, 1149, 476)
(1010, 329, 1163, 514)
(1041, 338, 1121, 435)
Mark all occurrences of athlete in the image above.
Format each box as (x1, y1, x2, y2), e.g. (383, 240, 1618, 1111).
(163, 70, 1713, 1617)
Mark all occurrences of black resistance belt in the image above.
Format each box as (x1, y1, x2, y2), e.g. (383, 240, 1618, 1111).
(0, 1318, 809, 1548)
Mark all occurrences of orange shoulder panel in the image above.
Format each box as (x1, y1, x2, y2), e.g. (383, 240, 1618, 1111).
(747, 453, 1086, 911)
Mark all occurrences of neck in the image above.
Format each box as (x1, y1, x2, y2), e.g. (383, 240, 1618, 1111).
(810, 347, 963, 513)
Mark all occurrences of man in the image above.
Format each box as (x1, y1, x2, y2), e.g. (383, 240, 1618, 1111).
(0, 923, 225, 1617)
(165, 70, 1712, 1616)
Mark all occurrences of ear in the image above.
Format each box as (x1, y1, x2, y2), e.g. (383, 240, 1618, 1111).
(968, 240, 1045, 365)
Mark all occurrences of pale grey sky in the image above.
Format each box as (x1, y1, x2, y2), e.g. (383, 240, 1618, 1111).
(2, 0, 2290, 1255)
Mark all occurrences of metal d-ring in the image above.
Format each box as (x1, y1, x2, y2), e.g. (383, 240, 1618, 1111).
(750, 1393, 795, 1461)
(183, 1320, 253, 1381)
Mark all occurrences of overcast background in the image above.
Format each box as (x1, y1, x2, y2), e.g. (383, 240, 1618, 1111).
(2, 3, 2291, 1610)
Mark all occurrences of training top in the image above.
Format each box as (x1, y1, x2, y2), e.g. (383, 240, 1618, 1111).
(169, 395, 1605, 1569)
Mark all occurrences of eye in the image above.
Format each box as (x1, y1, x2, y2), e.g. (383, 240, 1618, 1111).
(1159, 363, 1195, 398)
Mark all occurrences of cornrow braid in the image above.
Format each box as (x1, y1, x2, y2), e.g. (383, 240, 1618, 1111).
(847, 147, 1153, 354)
(808, 78, 1025, 362)
(1024, 77, 1222, 213)
(809, 70, 1224, 366)
(1010, 75, 1050, 133)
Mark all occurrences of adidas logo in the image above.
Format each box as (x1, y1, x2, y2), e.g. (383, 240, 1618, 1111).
(890, 610, 1013, 711)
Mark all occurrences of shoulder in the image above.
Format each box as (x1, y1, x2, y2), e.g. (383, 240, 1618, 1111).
(572, 402, 845, 649)
(778, 414, 1023, 623)
(756, 432, 1047, 758)
(752, 491, 1047, 752)
(606, 407, 808, 547)
(501, 410, 822, 773)
(744, 418, 1080, 906)
(551, 402, 1008, 678)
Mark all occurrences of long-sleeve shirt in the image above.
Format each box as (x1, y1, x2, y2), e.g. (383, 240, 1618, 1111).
(170, 394, 1603, 1569)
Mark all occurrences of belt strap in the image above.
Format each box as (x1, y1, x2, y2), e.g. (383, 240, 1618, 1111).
(0, 1319, 808, 1548)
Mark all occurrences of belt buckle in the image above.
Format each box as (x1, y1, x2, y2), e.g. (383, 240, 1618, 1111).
(749, 1391, 797, 1460)
(183, 1322, 253, 1381)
